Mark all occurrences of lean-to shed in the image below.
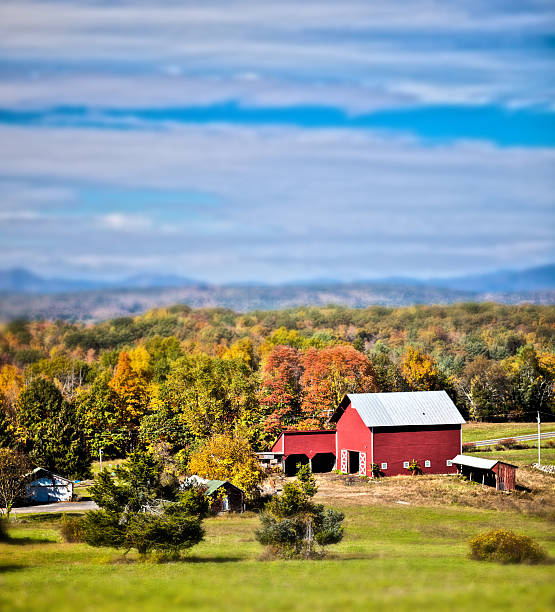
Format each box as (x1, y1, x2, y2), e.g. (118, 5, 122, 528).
(451, 454, 517, 490)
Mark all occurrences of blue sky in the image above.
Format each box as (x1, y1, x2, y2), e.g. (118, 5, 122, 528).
(0, 0, 553, 283)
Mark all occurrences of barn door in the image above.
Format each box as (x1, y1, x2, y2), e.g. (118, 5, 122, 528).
(359, 452, 367, 476)
(340, 450, 348, 473)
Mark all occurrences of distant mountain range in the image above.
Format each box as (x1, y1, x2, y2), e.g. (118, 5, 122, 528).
(0, 268, 200, 293)
(0, 265, 553, 321)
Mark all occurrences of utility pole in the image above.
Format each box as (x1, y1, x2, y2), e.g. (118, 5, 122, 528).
(537, 411, 541, 466)
(99, 447, 103, 472)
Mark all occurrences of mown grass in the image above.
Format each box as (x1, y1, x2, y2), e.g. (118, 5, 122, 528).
(463, 422, 555, 443)
(468, 445, 555, 467)
(1, 501, 554, 612)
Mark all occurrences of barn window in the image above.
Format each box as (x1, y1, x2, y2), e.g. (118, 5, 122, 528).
(403, 461, 409, 469)
(425, 460, 431, 468)
(446, 460, 452, 466)
(381, 462, 387, 470)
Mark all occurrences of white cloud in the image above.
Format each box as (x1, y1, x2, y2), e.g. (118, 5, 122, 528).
(0, 1, 552, 111)
(0, 122, 552, 281)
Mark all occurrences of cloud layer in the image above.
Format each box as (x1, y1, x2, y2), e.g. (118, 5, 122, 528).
(0, 1, 553, 282)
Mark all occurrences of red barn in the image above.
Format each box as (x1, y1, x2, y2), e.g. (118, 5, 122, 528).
(330, 391, 465, 476)
(270, 430, 336, 475)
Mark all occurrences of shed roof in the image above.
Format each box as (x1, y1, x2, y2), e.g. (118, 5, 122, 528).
(331, 391, 465, 427)
(451, 454, 517, 470)
(203, 480, 244, 496)
(25, 467, 73, 484)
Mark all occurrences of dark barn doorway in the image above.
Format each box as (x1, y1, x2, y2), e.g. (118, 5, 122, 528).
(348, 451, 360, 474)
(311, 453, 336, 473)
(284, 454, 309, 476)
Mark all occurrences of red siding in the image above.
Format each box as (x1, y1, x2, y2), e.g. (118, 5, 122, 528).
(336, 405, 372, 475)
(492, 462, 516, 490)
(270, 434, 284, 453)
(280, 430, 336, 458)
(373, 425, 460, 476)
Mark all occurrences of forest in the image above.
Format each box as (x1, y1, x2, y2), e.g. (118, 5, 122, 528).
(0, 302, 553, 479)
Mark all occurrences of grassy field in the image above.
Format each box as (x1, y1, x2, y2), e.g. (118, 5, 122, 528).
(467, 445, 555, 467)
(2, 471, 555, 612)
(462, 422, 555, 442)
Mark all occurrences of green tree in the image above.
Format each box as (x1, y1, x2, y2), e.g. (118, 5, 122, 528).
(84, 450, 205, 558)
(255, 464, 344, 558)
(16, 378, 91, 478)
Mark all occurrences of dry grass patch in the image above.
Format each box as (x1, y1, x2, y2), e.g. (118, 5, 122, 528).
(311, 471, 555, 518)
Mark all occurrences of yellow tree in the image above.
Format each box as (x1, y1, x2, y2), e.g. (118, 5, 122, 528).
(401, 346, 442, 391)
(0, 364, 24, 420)
(188, 434, 263, 495)
(109, 351, 149, 426)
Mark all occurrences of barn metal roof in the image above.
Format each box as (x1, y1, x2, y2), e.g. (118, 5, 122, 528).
(331, 390, 465, 427)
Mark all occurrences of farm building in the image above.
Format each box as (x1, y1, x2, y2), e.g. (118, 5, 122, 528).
(451, 455, 517, 490)
(266, 391, 465, 477)
(204, 480, 245, 513)
(269, 430, 336, 475)
(25, 468, 73, 503)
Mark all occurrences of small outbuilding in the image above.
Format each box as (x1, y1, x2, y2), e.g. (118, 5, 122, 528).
(203, 480, 245, 513)
(451, 454, 517, 491)
(25, 468, 73, 503)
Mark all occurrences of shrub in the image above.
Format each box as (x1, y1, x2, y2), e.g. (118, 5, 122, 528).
(462, 442, 476, 452)
(544, 440, 555, 449)
(469, 529, 547, 564)
(499, 438, 518, 449)
(407, 459, 422, 475)
(59, 514, 85, 543)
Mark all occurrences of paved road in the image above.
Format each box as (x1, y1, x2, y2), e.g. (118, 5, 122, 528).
(10, 500, 98, 515)
(472, 431, 555, 447)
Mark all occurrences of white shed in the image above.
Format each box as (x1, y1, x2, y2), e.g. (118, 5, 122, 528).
(26, 468, 73, 503)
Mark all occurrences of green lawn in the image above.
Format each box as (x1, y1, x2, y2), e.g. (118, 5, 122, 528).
(463, 422, 555, 443)
(467, 445, 555, 467)
(1, 504, 554, 612)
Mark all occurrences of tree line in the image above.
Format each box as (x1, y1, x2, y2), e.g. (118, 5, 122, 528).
(0, 303, 553, 479)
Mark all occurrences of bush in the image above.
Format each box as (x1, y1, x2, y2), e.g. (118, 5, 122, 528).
(469, 529, 547, 564)
(59, 514, 85, 543)
(544, 440, 555, 449)
(462, 442, 476, 452)
(499, 438, 518, 449)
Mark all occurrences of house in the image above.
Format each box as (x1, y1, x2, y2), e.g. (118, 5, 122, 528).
(203, 480, 245, 513)
(451, 454, 517, 490)
(25, 468, 73, 503)
(266, 390, 465, 477)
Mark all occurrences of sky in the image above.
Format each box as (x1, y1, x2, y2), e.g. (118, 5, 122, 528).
(0, 0, 554, 284)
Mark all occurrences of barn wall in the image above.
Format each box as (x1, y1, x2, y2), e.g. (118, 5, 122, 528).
(493, 462, 516, 490)
(282, 431, 336, 458)
(373, 425, 461, 476)
(336, 404, 371, 475)
(270, 434, 284, 453)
